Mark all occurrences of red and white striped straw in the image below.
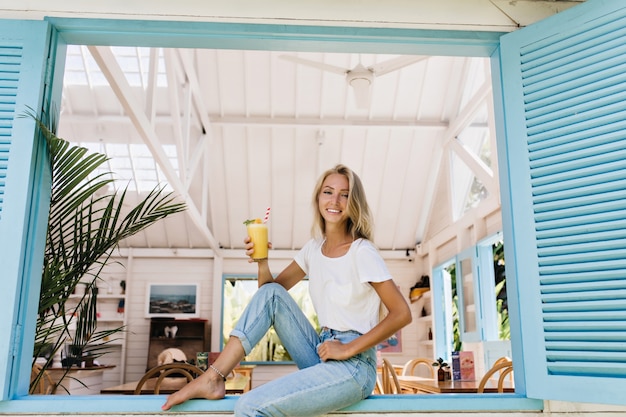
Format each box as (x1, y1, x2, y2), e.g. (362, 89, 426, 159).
(263, 207, 271, 223)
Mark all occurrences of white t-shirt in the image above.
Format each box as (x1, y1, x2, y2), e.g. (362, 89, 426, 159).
(294, 238, 392, 334)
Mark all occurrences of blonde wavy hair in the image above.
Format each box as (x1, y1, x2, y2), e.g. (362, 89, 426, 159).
(311, 164, 373, 241)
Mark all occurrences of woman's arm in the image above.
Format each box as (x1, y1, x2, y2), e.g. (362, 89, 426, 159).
(273, 260, 306, 290)
(317, 279, 412, 361)
(256, 260, 305, 289)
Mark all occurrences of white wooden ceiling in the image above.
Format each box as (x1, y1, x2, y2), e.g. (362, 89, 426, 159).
(57, 46, 497, 256)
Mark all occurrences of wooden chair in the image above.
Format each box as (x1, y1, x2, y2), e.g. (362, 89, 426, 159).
(134, 362, 204, 394)
(380, 358, 402, 394)
(373, 376, 383, 395)
(402, 358, 435, 378)
(490, 356, 514, 386)
(477, 359, 513, 393)
(493, 356, 511, 366)
(30, 364, 54, 395)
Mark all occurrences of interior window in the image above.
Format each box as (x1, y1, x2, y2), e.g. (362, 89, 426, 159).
(222, 275, 318, 362)
(433, 234, 510, 369)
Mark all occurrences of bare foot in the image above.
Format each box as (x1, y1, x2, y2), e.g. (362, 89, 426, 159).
(161, 373, 226, 411)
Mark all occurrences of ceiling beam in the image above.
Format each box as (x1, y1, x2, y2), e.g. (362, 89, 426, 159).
(87, 45, 221, 253)
(442, 80, 492, 145)
(177, 49, 214, 136)
(163, 48, 188, 187)
(175, 49, 218, 223)
(186, 133, 209, 195)
(145, 48, 159, 124)
(61, 113, 471, 130)
(448, 137, 496, 193)
(414, 75, 493, 245)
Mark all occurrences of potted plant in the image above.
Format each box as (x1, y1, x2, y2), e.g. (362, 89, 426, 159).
(29, 111, 187, 394)
(62, 284, 102, 369)
(432, 357, 451, 381)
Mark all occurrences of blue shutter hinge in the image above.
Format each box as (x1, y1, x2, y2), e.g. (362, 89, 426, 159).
(11, 323, 22, 358)
(45, 57, 53, 85)
(42, 55, 54, 109)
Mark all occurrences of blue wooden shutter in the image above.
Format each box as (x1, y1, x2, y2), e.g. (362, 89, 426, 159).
(498, 0, 626, 406)
(0, 19, 53, 399)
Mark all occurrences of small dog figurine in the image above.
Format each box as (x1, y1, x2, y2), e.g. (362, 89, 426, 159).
(163, 325, 178, 338)
(157, 348, 187, 366)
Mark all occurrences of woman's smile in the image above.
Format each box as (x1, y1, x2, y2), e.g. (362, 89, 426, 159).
(319, 173, 349, 224)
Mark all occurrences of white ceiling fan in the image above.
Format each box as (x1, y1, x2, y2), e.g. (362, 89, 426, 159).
(280, 54, 428, 109)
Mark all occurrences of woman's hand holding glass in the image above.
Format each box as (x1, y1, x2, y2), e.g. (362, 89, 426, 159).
(244, 235, 272, 263)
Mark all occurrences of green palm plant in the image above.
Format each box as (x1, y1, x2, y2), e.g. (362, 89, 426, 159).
(29, 111, 187, 393)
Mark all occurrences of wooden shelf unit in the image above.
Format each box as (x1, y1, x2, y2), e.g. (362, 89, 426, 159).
(146, 318, 210, 371)
(410, 285, 433, 357)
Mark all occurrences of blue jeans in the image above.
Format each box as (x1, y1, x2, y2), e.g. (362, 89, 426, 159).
(231, 283, 377, 417)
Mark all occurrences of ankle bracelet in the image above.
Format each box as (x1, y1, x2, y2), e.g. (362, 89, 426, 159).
(209, 364, 227, 381)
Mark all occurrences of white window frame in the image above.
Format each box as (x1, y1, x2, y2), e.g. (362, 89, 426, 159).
(432, 233, 503, 359)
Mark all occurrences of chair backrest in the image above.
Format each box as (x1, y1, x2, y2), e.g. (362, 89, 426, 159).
(30, 364, 55, 395)
(477, 359, 513, 393)
(381, 358, 402, 394)
(402, 358, 435, 378)
(134, 362, 204, 394)
(373, 376, 383, 395)
(492, 356, 511, 367)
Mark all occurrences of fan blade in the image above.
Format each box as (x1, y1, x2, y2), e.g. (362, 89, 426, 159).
(369, 55, 428, 77)
(279, 55, 348, 75)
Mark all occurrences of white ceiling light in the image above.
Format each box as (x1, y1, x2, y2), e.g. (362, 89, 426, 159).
(346, 64, 374, 109)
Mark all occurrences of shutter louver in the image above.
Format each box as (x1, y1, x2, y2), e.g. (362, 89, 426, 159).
(520, 8, 626, 379)
(0, 45, 22, 219)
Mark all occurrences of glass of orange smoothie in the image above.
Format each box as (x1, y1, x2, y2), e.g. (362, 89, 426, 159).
(245, 219, 268, 261)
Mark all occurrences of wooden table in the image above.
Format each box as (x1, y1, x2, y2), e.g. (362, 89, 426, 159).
(397, 375, 514, 394)
(100, 373, 249, 395)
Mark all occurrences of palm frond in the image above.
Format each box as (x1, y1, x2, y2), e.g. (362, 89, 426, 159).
(29, 111, 187, 394)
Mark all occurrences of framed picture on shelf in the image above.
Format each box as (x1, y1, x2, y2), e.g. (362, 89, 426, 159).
(146, 283, 200, 318)
(377, 329, 402, 353)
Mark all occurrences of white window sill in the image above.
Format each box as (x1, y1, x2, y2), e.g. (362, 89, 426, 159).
(0, 394, 543, 414)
